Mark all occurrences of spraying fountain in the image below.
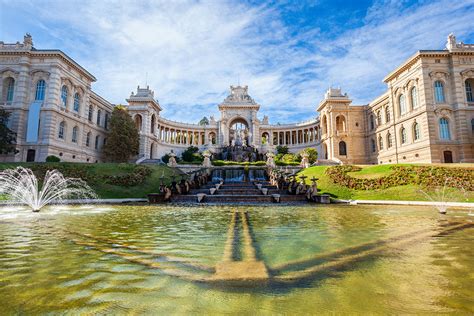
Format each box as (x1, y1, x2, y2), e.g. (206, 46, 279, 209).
(0, 167, 97, 212)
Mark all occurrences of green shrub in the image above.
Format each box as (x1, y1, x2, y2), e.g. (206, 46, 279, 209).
(326, 165, 474, 190)
(276, 145, 289, 155)
(182, 146, 203, 162)
(45, 155, 60, 163)
(299, 148, 318, 164)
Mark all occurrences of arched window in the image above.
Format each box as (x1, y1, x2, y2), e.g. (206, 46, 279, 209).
(339, 141, 347, 156)
(400, 127, 407, 144)
(411, 87, 418, 108)
(151, 114, 156, 134)
(439, 118, 450, 140)
(4, 77, 15, 103)
(336, 116, 346, 132)
(471, 118, 474, 134)
(58, 121, 65, 139)
(96, 109, 102, 126)
(434, 81, 445, 103)
(134, 114, 142, 131)
(88, 106, 93, 122)
(35, 79, 46, 101)
(377, 110, 382, 125)
(73, 93, 80, 112)
(61, 85, 68, 107)
(399, 94, 407, 115)
(387, 132, 392, 148)
(103, 137, 107, 146)
(72, 126, 78, 143)
(385, 107, 391, 122)
(95, 135, 100, 149)
(378, 135, 383, 150)
(466, 79, 474, 102)
(321, 115, 327, 134)
(369, 114, 375, 130)
(413, 122, 421, 141)
(371, 139, 376, 152)
(86, 132, 91, 147)
(104, 112, 109, 130)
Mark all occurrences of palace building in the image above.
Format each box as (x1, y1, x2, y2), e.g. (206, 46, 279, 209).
(1, 34, 473, 164)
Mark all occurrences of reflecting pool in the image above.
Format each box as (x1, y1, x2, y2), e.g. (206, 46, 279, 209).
(0, 205, 473, 314)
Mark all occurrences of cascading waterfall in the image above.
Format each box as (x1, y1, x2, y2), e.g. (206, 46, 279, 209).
(0, 167, 97, 212)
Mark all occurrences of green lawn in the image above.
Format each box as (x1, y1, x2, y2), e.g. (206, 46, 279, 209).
(0, 163, 183, 199)
(299, 164, 474, 202)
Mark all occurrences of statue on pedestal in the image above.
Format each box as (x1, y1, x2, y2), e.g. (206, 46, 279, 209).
(266, 152, 276, 168)
(167, 151, 177, 167)
(202, 150, 212, 168)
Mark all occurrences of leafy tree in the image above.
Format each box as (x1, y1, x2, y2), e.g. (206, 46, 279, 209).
(46, 155, 60, 162)
(0, 108, 17, 154)
(198, 117, 209, 126)
(276, 145, 289, 155)
(181, 146, 203, 162)
(281, 153, 300, 163)
(299, 147, 318, 164)
(103, 105, 139, 162)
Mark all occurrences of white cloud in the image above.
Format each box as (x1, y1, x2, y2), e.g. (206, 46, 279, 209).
(3, 0, 474, 123)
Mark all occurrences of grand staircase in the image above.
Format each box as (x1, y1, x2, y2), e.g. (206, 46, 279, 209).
(170, 180, 308, 204)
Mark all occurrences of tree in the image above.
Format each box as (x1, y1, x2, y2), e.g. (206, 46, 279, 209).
(0, 108, 17, 154)
(181, 146, 203, 162)
(276, 145, 289, 155)
(103, 105, 139, 162)
(299, 147, 318, 164)
(198, 117, 209, 126)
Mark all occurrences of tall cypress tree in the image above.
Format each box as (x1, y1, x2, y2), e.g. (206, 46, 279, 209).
(0, 107, 17, 154)
(103, 105, 139, 162)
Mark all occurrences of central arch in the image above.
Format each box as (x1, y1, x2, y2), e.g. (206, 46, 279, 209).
(228, 117, 250, 146)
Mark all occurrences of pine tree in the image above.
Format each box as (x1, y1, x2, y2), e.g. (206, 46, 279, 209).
(0, 107, 17, 154)
(103, 105, 139, 162)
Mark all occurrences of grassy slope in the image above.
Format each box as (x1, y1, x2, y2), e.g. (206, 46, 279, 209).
(299, 164, 474, 202)
(0, 163, 182, 199)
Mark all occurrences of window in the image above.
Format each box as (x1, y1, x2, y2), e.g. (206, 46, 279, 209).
(387, 132, 392, 148)
(377, 110, 382, 125)
(369, 115, 375, 130)
(72, 126, 78, 143)
(96, 109, 102, 126)
(5, 78, 14, 102)
(411, 87, 418, 108)
(471, 118, 474, 134)
(439, 118, 451, 140)
(339, 141, 347, 156)
(413, 122, 421, 141)
(35, 80, 46, 101)
(104, 113, 109, 130)
(103, 138, 107, 146)
(61, 85, 68, 107)
(385, 107, 391, 122)
(58, 121, 65, 139)
(434, 81, 445, 103)
(378, 135, 383, 150)
(400, 127, 407, 144)
(466, 80, 474, 102)
(95, 135, 100, 149)
(86, 132, 91, 147)
(88, 106, 93, 122)
(73, 93, 80, 112)
(399, 94, 407, 115)
(371, 139, 376, 152)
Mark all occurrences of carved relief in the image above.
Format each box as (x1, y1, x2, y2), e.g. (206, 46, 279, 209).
(429, 71, 449, 79)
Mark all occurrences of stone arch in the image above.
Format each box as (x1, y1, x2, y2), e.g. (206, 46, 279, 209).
(150, 142, 155, 159)
(261, 132, 270, 144)
(335, 115, 346, 132)
(338, 141, 347, 156)
(228, 116, 250, 145)
(134, 114, 143, 131)
(150, 114, 156, 134)
(321, 115, 328, 135)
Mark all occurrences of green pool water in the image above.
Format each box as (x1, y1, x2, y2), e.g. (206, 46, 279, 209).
(0, 204, 473, 314)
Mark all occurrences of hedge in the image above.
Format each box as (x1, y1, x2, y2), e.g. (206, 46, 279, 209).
(326, 165, 473, 191)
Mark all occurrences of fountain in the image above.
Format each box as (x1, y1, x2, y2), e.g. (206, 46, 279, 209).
(418, 178, 468, 214)
(0, 167, 97, 212)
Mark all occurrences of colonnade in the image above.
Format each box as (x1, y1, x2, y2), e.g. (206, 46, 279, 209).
(264, 126, 320, 146)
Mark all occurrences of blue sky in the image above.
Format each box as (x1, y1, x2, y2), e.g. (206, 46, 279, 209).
(1, 0, 474, 123)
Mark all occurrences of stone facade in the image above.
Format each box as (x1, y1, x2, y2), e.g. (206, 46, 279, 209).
(1, 34, 473, 164)
(0, 34, 112, 163)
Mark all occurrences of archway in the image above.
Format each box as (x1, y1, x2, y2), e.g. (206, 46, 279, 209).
(261, 132, 269, 145)
(335, 115, 346, 132)
(229, 117, 250, 146)
(322, 143, 328, 160)
(134, 114, 143, 132)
